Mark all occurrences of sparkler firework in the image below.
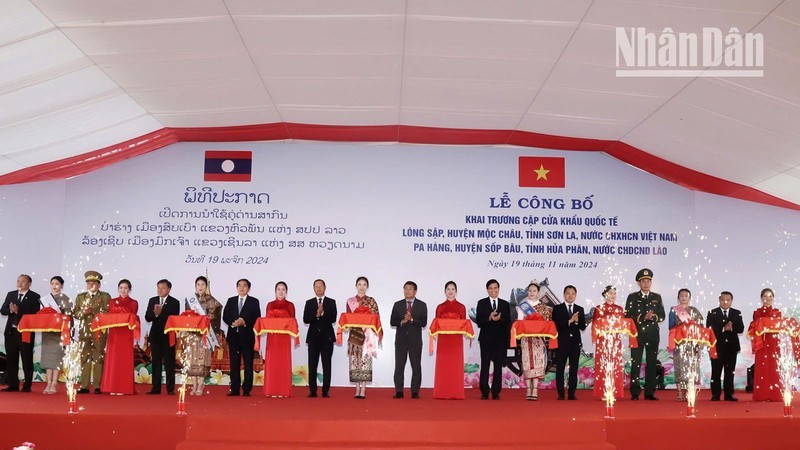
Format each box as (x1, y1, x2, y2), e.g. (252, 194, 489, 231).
(601, 315, 622, 418)
(777, 330, 797, 418)
(594, 309, 628, 419)
(62, 340, 84, 414)
(177, 333, 191, 416)
(682, 333, 701, 418)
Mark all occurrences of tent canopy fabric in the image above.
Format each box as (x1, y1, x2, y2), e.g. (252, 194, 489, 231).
(1, 0, 798, 208)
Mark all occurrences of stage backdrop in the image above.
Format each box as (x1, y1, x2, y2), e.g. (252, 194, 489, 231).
(1, 142, 798, 391)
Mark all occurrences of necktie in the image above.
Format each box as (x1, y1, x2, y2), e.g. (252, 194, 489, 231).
(568, 304, 572, 316)
(407, 301, 412, 313)
(239, 297, 244, 313)
(160, 297, 165, 306)
(723, 310, 728, 320)
(17, 292, 22, 303)
(318, 298, 323, 307)
(491, 299, 496, 311)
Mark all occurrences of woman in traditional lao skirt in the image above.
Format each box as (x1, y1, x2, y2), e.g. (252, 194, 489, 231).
(515, 281, 552, 400)
(751, 288, 783, 401)
(40, 276, 72, 394)
(668, 288, 704, 401)
(433, 281, 467, 399)
(346, 276, 380, 399)
(263, 281, 295, 397)
(184, 276, 222, 396)
(101, 279, 138, 395)
(592, 286, 626, 400)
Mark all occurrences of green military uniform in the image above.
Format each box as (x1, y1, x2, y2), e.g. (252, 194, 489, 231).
(624, 269, 665, 399)
(73, 271, 111, 391)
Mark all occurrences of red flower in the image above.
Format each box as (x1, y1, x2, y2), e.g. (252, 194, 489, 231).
(353, 305, 372, 314)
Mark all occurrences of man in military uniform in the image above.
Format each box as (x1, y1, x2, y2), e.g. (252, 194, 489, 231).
(625, 268, 665, 400)
(73, 270, 111, 393)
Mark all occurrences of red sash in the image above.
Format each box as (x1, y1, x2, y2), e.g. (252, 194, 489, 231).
(164, 311, 210, 347)
(591, 316, 639, 348)
(254, 317, 300, 352)
(337, 313, 382, 345)
(91, 313, 141, 342)
(428, 318, 475, 355)
(668, 321, 718, 359)
(510, 319, 559, 349)
(17, 308, 72, 345)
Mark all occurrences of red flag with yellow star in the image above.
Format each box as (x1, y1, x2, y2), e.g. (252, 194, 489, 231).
(518, 156, 565, 188)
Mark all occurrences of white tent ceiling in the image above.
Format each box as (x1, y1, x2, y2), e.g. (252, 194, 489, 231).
(1, 0, 799, 207)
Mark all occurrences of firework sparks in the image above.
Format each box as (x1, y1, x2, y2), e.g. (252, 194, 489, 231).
(62, 340, 84, 414)
(602, 331, 620, 417)
(682, 326, 702, 418)
(777, 329, 797, 417)
(176, 333, 191, 416)
(774, 228, 796, 247)
(596, 312, 625, 419)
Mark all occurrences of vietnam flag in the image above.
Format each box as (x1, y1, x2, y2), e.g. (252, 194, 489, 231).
(518, 156, 565, 188)
(204, 151, 252, 182)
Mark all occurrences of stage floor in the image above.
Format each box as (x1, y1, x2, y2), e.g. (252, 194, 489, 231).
(1, 386, 797, 449)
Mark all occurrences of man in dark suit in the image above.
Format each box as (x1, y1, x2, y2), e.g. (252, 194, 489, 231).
(1, 274, 41, 392)
(302, 279, 337, 398)
(390, 281, 428, 399)
(222, 278, 261, 396)
(553, 285, 586, 400)
(476, 279, 511, 400)
(145, 279, 180, 395)
(624, 268, 665, 400)
(707, 291, 744, 401)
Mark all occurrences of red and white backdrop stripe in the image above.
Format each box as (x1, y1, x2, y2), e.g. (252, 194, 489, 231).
(1, 140, 798, 390)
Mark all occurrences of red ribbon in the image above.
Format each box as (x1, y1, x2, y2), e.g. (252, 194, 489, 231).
(253, 317, 300, 352)
(428, 318, 475, 355)
(91, 313, 140, 343)
(337, 313, 383, 343)
(591, 316, 639, 349)
(669, 321, 717, 359)
(17, 310, 71, 345)
(748, 317, 800, 361)
(164, 313, 211, 347)
(510, 320, 558, 349)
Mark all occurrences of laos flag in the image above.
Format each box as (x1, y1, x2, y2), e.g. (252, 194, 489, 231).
(204, 151, 252, 182)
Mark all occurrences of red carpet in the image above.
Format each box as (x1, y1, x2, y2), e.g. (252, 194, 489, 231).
(0, 386, 797, 449)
